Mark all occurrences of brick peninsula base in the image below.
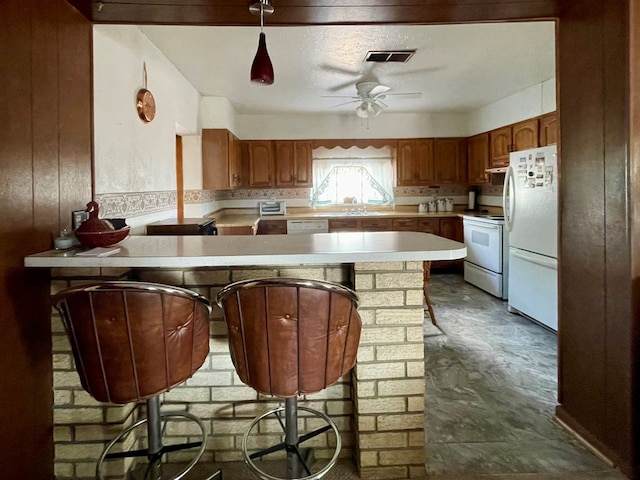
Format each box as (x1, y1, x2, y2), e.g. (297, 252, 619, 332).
(49, 261, 427, 479)
(30, 232, 465, 479)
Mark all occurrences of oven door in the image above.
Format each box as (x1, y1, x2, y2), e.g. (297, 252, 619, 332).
(463, 218, 503, 273)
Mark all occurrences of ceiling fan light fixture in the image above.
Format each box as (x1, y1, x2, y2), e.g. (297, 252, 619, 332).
(356, 102, 369, 118)
(371, 102, 384, 117)
(249, 0, 274, 85)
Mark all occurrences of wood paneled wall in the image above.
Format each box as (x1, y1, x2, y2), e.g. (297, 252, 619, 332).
(66, 0, 558, 25)
(556, 1, 638, 477)
(1, 0, 638, 478)
(0, 1, 92, 478)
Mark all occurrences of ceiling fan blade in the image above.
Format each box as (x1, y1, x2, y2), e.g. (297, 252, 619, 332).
(321, 95, 359, 99)
(376, 99, 388, 109)
(369, 84, 391, 96)
(318, 63, 362, 77)
(328, 99, 361, 108)
(326, 78, 363, 93)
(385, 92, 422, 98)
(385, 66, 442, 77)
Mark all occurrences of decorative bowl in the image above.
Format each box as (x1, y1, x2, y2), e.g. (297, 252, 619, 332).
(75, 227, 130, 248)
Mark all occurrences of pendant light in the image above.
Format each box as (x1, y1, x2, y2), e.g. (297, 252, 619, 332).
(249, 0, 274, 85)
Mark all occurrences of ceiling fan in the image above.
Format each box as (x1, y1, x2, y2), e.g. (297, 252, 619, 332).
(324, 81, 421, 118)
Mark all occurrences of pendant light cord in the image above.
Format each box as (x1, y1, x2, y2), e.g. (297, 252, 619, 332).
(260, 4, 264, 32)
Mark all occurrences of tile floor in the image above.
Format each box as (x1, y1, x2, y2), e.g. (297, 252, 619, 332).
(149, 274, 629, 480)
(422, 273, 626, 480)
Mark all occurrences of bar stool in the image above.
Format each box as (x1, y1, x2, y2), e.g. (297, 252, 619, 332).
(216, 278, 361, 480)
(423, 261, 437, 325)
(53, 281, 222, 480)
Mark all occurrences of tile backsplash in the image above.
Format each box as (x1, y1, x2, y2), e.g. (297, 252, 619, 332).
(96, 184, 503, 219)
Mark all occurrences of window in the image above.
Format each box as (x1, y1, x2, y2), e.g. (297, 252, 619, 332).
(311, 147, 394, 206)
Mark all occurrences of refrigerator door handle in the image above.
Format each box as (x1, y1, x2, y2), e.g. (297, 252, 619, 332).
(503, 165, 515, 232)
(510, 249, 557, 269)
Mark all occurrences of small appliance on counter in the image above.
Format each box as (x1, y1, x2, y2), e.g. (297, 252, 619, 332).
(259, 200, 286, 216)
(146, 218, 217, 235)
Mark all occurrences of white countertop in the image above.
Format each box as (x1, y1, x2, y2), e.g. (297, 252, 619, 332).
(24, 231, 466, 268)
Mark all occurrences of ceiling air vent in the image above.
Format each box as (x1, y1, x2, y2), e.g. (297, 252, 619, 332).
(365, 50, 416, 63)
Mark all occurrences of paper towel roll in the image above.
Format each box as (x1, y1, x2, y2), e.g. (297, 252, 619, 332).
(468, 191, 476, 210)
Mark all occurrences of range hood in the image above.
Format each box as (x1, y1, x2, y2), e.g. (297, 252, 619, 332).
(485, 166, 508, 174)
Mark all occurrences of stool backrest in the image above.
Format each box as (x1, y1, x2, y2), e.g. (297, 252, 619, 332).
(53, 282, 211, 404)
(216, 278, 361, 397)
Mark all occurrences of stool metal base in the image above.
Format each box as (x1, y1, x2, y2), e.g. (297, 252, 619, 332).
(241, 398, 341, 480)
(97, 397, 213, 480)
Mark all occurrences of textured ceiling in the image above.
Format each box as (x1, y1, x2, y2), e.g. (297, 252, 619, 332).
(138, 21, 556, 115)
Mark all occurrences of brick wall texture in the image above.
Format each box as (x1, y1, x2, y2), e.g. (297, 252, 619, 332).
(49, 261, 426, 479)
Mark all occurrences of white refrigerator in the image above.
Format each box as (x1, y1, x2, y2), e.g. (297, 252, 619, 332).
(503, 145, 558, 331)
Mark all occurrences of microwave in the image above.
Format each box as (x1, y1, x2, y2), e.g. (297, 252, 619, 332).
(259, 200, 286, 216)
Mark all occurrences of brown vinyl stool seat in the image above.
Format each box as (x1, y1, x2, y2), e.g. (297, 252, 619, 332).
(216, 278, 361, 480)
(53, 281, 221, 480)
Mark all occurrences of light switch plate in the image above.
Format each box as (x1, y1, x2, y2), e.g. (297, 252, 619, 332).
(72, 210, 89, 231)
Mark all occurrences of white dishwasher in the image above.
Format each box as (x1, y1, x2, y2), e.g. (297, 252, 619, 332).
(286, 219, 329, 234)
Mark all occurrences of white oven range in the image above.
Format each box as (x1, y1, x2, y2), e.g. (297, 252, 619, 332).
(462, 215, 509, 299)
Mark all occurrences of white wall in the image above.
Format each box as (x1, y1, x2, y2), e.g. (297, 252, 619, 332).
(201, 79, 556, 141)
(467, 77, 556, 135)
(182, 134, 221, 216)
(93, 25, 201, 195)
(200, 97, 237, 133)
(208, 111, 469, 139)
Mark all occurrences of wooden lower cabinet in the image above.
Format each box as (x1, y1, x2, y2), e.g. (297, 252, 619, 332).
(391, 218, 417, 231)
(216, 225, 257, 235)
(257, 219, 287, 235)
(432, 217, 463, 271)
(328, 218, 361, 232)
(416, 218, 439, 234)
(361, 218, 391, 231)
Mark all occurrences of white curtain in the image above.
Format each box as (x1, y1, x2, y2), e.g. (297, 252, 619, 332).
(311, 147, 394, 205)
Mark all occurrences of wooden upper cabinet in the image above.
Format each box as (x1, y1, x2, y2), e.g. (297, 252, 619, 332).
(397, 139, 435, 186)
(274, 141, 294, 186)
(539, 112, 559, 146)
(274, 140, 312, 188)
(489, 126, 512, 168)
(467, 133, 490, 185)
(490, 119, 539, 168)
(396, 140, 415, 185)
(415, 139, 435, 184)
(434, 138, 467, 184)
(293, 141, 312, 186)
(512, 118, 539, 151)
(228, 132, 243, 188)
(202, 129, 242, 190)
(246, 140, 274, 188)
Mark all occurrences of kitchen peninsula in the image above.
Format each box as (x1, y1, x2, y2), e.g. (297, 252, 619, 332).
(26, 232, 465, 480)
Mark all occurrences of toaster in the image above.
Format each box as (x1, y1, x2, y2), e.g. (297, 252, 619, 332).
(259, 200, 286, 216)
